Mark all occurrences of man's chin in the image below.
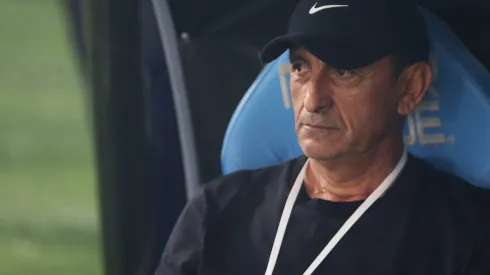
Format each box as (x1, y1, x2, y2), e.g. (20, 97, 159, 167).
(300, 140, 343, 161)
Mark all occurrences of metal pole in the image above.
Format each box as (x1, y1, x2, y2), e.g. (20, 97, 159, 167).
(150, 0, 201, 200)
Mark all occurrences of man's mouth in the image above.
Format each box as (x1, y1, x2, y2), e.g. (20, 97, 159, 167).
(302, 124, 339, 130)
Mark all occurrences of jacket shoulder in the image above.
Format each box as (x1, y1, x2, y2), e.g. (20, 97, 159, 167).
(198, 156, 306, 212)
(416, 158, 490, 220)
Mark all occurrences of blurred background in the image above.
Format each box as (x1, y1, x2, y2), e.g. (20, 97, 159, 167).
(0, 0, 101, 274)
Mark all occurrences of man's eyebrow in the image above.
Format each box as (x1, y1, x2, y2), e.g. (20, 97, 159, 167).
(288, 49, 307, 64)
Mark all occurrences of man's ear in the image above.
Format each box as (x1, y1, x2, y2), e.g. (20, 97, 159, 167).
(397, 61, 433, 116)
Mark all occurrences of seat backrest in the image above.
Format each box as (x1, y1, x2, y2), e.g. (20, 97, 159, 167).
(221, 8, 490, 188)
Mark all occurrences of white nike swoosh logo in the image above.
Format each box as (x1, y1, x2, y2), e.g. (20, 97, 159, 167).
(309, 3, 348, 14)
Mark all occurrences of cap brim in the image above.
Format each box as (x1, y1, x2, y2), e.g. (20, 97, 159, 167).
(260, 33, 391, 70)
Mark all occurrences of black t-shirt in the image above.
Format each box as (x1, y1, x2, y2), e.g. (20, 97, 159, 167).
(156, 155, 490, 275)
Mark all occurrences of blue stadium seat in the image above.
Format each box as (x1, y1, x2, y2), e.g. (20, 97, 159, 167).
(221, 8, 490, 188)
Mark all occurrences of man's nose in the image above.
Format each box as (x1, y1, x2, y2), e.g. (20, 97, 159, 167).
(303, 79, 333, 113)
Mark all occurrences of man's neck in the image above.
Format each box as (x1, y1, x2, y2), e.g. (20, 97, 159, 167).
(304, 138, 405, 202)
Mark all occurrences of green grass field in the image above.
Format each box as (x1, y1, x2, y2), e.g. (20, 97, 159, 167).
(0, 1, 102, 274)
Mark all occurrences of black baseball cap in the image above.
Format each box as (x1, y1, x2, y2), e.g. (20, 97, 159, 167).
(260, 0, 430, 69)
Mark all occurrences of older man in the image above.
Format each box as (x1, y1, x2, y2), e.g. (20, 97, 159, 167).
(156, 0, 490, 274)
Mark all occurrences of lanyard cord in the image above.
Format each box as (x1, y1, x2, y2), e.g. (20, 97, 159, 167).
(265, 150, 408, 275)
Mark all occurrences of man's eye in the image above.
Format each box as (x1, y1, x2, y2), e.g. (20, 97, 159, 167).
(290, 61, 308, 74)
(335, 69, 355, 78)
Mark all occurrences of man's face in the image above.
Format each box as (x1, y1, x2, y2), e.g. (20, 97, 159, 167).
(290, 48, 405, 161)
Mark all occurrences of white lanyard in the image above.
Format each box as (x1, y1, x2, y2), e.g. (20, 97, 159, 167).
(264, 150, 408, 275)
